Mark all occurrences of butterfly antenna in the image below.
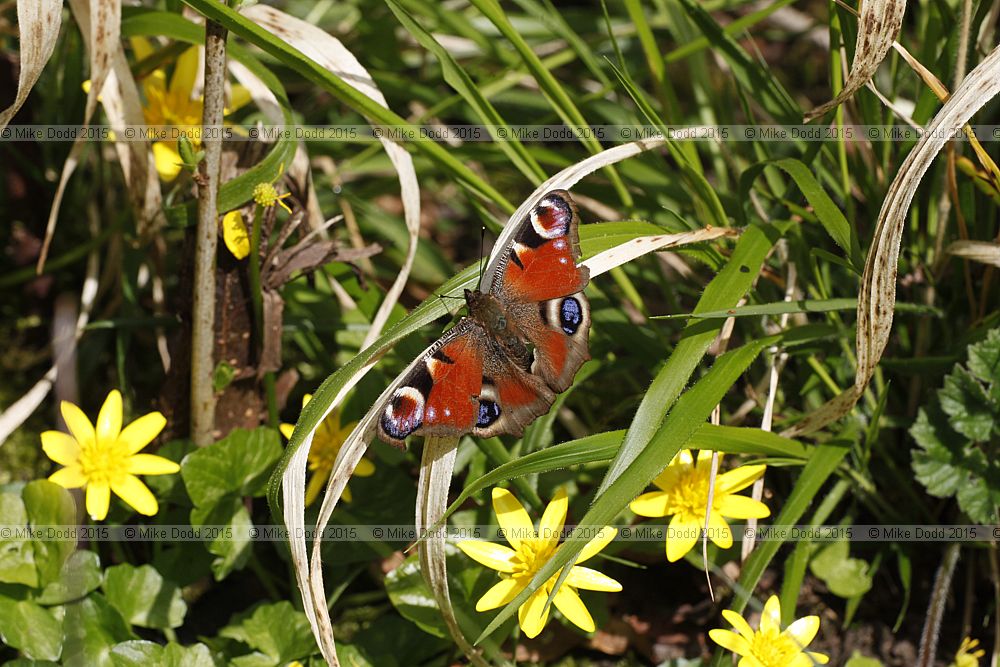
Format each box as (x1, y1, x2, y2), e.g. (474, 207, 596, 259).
(478, 225, 486, 286)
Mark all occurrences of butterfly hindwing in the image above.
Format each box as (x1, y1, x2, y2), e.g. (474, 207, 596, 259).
(377, 321, 485, 447)
(473, 350, 555, 438)
(491, 190, 589, 303)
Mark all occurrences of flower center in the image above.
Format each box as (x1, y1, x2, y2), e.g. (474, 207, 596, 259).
(670, 466, 714, 518)
(307, 423, 343, 472)
(750, 627, 801, 667)
(511, 539, 555, 582)
(253, 183, 281, 208)
(78, 439, 129, 485)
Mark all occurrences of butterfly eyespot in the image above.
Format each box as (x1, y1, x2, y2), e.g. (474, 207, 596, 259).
(381, 387, 425, 439)
(476, 399, 501, 427)
(559, 297, 583, 335)
(530, 195, 572, 239)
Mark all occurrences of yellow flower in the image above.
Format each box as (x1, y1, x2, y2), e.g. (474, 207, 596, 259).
(41, 390, 179, 521)
(629, 450, 769, 562)
(132, 38, 250, 181)
(951, 637, 985, 667)
(279, 395, 371, 505)
(457, 487, 621, 639)
(710, 595, 829, 667)
(222, 210, 250, 260)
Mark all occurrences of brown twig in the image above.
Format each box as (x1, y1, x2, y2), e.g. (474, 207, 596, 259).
(190, 14, 228, 446)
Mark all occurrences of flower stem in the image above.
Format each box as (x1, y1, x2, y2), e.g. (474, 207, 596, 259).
(190, 12, 228, 446)
(247, 205, 278, 427)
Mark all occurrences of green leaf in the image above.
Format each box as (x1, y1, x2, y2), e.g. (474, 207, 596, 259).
(102, 564, 187, 629)
(190, 497, 253, 581)
(0, 491, 37, 587)
(655, 298, 942, 320)
(219, 601, 317, 665)
(0, 597, 63, 660)
(967, 328, 1000, 384)
(110, 641, 223, 667)
(845, 654, 884, 667)
(181, 428, 282, 507)
(739, 158, 862, 268)
(939, 365, 997, 442)
(62, 594, 135, 667)
(37, 550, 103, 605)
(809, 540, 872, 598)
(23, 481, 77, 588)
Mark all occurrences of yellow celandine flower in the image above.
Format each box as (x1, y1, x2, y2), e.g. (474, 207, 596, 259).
(709, 595, 829, 667)
(131, 38, 250, 182)
(629, 449, 769, 562)
(950, 637, 986, 667)
(457, 487, 621, 639)
(279, 395, 372, 505)
(41, 390, 179, 521)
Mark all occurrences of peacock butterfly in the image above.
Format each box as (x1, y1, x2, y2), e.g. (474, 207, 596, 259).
(377, 190, 591, 447)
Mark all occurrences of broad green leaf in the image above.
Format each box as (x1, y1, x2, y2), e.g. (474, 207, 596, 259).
(967, 328, 1000, 383)
(219, 601, 317, 665)
(37, 550, 102, 605)
(102, 564, 187, 629)
(739, 158, 862, 268)
(0, 597, 63, 660)
(190, 497, 253, 581)
(62, 594, 135, 667)
(181, 428, 282, 507)
(348, 615, 450, 667)
(809, 540, 873, 598)
(110, 641, 223, 667)
(23, 481, 76, 588)
(939, 365, 997, 442)
(0, 491, 37, 587)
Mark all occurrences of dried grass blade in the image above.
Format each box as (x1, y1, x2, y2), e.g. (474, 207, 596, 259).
(0, 0, 63, 131)
(946, 240, 1000, 267)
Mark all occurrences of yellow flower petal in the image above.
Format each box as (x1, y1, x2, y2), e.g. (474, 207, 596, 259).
(578, 526, 617, 563)
(354, 458, 376, 477)
(707, 511, 733, 550)
(721, 609, 755, 641)
(118, 412, 167, 455)
(629, 490, 671, 517)
(111, 474, 158, 516)
(129, 36, 155, 61)
(456, 540, 517, 573)
(86, 481, 111, 521)
(341, 484, 353, 503)
(784, 614, 820, 649)
(61, 401, 96, 449)
(518, 586, 550, 639)
(491, 487, 535, 549)
(476, 577, 524, 611)
(153, 142, 183, 182)
(126, 453, 180, 476)
(305, 466, 331, 506)
(49, 466, 86, 489)
(170, 47, 200, 100)
(709, 628, 752, 657)
(760, 595, 782, 635)
(41, 431, 79, 466)
(553, 585, 594, 632)
(537, 487, 568, 552)
(279, 423, 294, 440)
(716, 494, 770, 519)
(565, 565, 621, 592)
(222, 210, 250, 260)
(717, 464, 767, 494)
(96, 390, 123, 445)
(806, 651, 829, 664)
(739, 656, 767, 667)
(789, 656, 816, 667)
(667, 514, 700, 562)
(227, 84, 252, 114)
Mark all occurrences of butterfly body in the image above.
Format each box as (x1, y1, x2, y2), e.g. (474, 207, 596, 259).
(377, 191, 591, 447)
